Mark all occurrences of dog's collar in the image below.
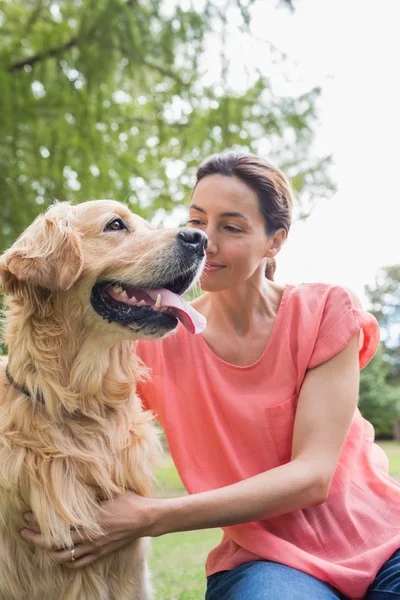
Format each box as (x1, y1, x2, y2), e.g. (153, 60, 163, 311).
(5, 364, 38, 400)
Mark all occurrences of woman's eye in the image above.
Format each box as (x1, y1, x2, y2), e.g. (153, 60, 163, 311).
(188, 219, 204, 226)
(225, 226, 242, 233)
(104, 218, 128, 232)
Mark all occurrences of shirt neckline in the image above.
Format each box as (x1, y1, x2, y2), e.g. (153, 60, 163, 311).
(196, 284, 294, 370)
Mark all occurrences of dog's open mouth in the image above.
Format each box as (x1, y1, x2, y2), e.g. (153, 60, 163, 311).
(91, 269, 206, 335)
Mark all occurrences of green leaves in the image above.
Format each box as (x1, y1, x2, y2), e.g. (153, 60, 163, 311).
(359, 345, 399, 438)
(360, 265, 400, 438)
(365, 264, 400, 386)
(0, 0, 333, 255)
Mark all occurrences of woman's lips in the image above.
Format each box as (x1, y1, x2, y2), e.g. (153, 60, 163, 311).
(204, 261, 225, 272)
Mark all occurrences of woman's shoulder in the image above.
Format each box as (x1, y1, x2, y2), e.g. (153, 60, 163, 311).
(285, 282, 379, 370)
(283, 282, 365, 343)
(288, 281, 353, 297)
(286, 282, 359, 312)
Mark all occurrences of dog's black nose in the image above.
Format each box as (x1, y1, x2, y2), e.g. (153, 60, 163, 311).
(177, 229, 208, 253)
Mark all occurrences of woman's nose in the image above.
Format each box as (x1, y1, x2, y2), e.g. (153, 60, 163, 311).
(204, 233, 218, 254)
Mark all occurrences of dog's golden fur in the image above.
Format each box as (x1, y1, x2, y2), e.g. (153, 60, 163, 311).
(0, 200, 203, 600)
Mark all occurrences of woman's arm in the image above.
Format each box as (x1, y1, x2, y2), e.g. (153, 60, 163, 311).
(149, 332, 360, 535)
(21, 334, 360, 566)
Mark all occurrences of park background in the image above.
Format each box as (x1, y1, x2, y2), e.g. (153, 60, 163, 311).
(0, 0, 399, 597)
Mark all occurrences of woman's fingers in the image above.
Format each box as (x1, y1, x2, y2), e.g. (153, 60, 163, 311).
(65, 538, 136, 569)
(69, 529, 93, 545)
(23, 512, 41, 532)
(23, 513, 88, 544)
(21, 530, 104, 567)
(62, 552, 98, 569)
(23, 512, 37, 525)
(20, 528, 53, 549)
(20, 526, 100, 552)
(19, 491, 153, 566)
(50, 543, 92, 564)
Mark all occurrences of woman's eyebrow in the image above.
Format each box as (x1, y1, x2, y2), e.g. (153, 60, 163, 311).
(189, 204, 249, 220)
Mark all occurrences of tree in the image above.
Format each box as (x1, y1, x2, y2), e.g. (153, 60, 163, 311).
(359, 344, 399, 439)
(361, 265, 400, 439)
(365, 265, 400, 385)
(0, 0, 333, 255)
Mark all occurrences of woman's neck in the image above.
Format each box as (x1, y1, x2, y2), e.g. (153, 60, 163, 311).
(199, 274, 286, 337)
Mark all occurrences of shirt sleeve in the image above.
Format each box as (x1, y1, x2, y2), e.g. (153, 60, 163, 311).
(308, 286, 380, 370)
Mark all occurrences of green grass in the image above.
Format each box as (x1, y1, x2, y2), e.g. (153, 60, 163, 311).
(151, 453, 219, 598)
(150, 443, 400, 598)
(150, 529, 221, 599)
(154, 453, 186, 496)
(377, 441, 400, 477)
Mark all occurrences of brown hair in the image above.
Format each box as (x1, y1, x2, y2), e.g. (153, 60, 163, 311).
(195, 152, 294, 279)
(195, 152, 293, 235)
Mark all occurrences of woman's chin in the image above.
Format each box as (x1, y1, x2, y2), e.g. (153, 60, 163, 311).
(199, 276, 228, 293)
(199, 277, 216, 292)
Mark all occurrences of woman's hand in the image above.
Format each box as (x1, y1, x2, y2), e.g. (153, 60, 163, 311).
(20, 492, 158, 569)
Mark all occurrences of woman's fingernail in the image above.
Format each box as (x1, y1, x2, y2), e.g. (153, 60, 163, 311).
(20, 530, 27, 538)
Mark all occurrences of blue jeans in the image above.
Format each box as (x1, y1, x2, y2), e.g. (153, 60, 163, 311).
(205, 550, 400, 599)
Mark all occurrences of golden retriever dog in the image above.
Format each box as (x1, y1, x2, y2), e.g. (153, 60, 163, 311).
(0, 200, 207, 600)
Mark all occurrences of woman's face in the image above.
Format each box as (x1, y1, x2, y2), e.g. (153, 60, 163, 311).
(188, 174, 284, 292)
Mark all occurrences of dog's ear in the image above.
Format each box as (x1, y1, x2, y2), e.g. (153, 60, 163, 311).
(0, 206, 83, 293)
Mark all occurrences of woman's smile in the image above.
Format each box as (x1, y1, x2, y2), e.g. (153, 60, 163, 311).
(204, 260, 226, 272)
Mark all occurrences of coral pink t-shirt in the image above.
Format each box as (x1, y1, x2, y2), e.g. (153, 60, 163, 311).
(136, 283, 400, 599)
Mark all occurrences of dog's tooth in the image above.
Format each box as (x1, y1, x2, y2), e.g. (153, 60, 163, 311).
(138, 300, 147, 306)
(155, 293, 162, 309)
(130, 296, 137, 303)
(120, 290, 129, 299)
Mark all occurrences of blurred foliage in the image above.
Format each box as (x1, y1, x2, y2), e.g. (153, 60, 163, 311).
(359, 265, 400, 438)
(0, 0, 334, 256)
(365, 265, 400, 385)
(359, 344, 399, 439)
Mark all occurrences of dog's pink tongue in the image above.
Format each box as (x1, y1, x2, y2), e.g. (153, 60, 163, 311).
(147, 289, 206, 335)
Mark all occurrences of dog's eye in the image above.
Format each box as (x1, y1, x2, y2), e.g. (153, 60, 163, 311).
(104, 218, 128, 232)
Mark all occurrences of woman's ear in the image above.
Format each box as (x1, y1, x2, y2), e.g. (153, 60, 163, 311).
(266, 228, 287, 259)
(0, 205, 83, 294)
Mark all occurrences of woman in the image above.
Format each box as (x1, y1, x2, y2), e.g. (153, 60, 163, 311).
(22, 153, 400, 599)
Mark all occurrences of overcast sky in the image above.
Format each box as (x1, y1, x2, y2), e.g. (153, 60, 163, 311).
(250, 0, 400, 303)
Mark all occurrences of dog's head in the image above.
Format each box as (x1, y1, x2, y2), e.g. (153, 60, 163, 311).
(0, 200, 207, 339)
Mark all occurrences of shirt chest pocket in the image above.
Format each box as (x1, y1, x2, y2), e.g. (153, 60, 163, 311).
(266, 394, 297, 464)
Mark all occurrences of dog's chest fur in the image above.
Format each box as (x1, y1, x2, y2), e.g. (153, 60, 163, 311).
(0, 357, 159, 600)
(0, 360, 158, 534)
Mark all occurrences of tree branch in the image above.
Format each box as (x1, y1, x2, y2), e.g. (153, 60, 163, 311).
(23, 0, 44, 36)
(8, 36, 78, 72)
(139, 57, 185, 85)
(7, 0, 138, 73)
(117, 43, 186, 85)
